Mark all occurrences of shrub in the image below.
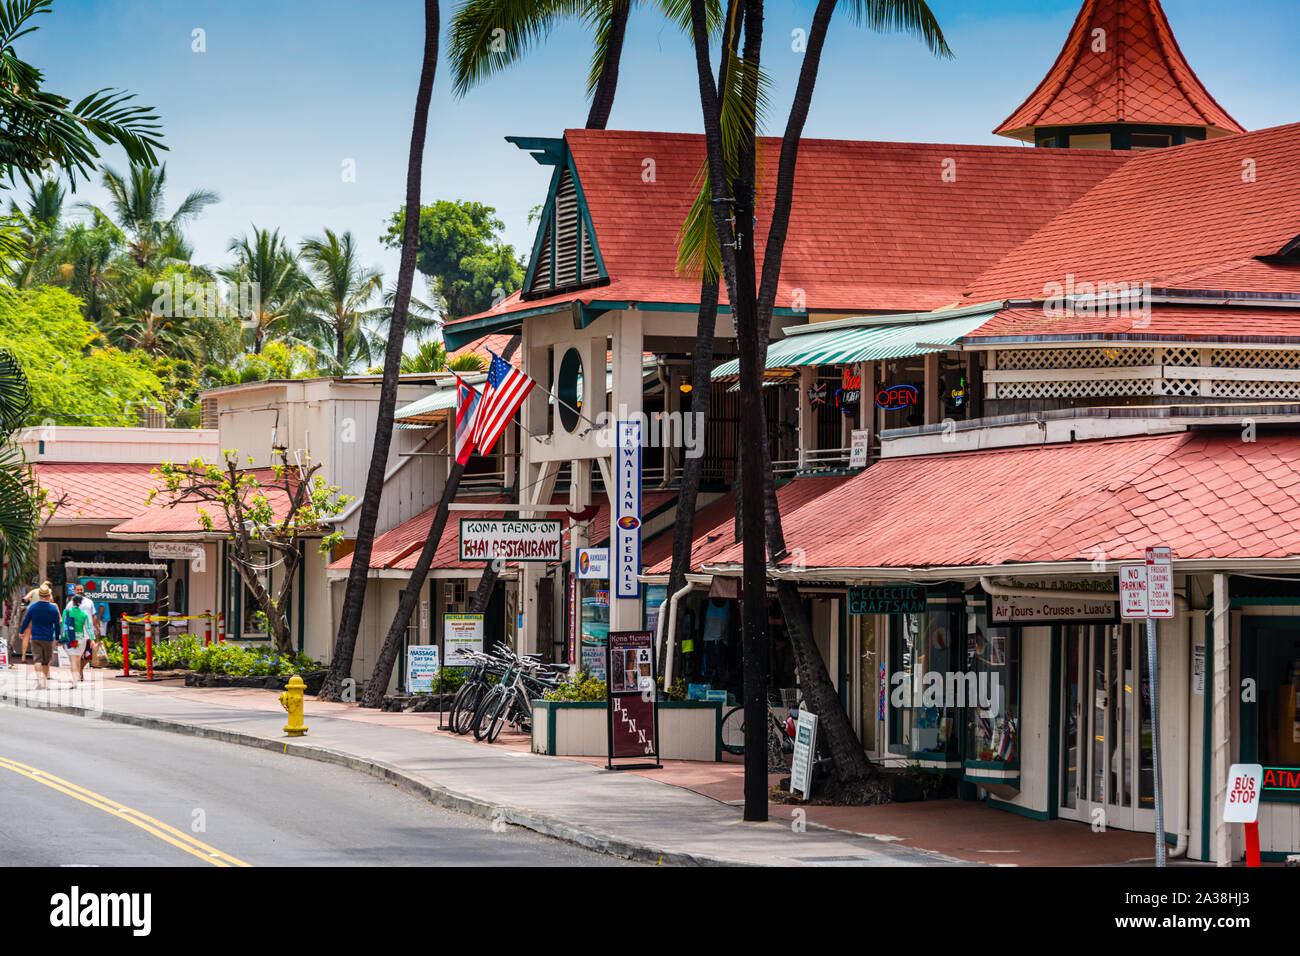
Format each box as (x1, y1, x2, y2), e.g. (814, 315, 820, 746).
(544, 672, 606, 702)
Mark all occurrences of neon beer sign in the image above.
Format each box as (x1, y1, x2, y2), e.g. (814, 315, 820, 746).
(876, 384, 919, 410)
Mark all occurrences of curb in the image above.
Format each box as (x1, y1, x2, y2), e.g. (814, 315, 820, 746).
(8, 694, 759, 867)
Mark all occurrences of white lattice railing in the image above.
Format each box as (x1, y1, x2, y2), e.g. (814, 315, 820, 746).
(988, 345, 1300, 402)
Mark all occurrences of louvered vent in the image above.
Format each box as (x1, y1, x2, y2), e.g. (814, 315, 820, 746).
(199, 397, 218, 429)
(553, 169, 579, 287)
(580, 218, 597, 282)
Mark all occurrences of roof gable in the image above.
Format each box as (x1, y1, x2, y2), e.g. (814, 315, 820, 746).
(443, 129, 1132, 344)
(994, 0, 1245, 141)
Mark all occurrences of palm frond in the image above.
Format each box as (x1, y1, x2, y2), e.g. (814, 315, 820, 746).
(448, 0, 587, 97)
(837, 0, 951, 57)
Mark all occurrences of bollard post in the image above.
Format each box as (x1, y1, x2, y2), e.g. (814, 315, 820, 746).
(144, 614, 153, 681)
(121, 617, 130, 677)
(218, 611, 225, 644)
(204, 611, 212, 648)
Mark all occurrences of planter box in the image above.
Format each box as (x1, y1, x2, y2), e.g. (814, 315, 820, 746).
(531, 700, 722, 761)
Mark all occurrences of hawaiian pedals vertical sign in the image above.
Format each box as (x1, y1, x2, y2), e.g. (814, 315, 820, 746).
(606, 630, 660, 769)
(614, 420, 641, 598)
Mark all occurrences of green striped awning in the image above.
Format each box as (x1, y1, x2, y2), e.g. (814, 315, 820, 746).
(711, 305, 1000, 379)
(394, 385, 461, 426)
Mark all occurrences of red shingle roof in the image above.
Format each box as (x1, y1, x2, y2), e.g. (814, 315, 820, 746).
(994, 0, 1244, 141)
(965, 123, 1300, 302)
(449, 333, 521, 369)
(34, 462, 161, 522)
(704, 432, 1300, 571)
(644, 476, 851, 575)
(967, 304, 1300, 341)
(110, 469, 298, 536)
(446, 131, 1132, 335)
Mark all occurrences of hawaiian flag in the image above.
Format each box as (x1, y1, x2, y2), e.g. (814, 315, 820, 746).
(453, 374, 481, 466)
(471, 349, 535, 455)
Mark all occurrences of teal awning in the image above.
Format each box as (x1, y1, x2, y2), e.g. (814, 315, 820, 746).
(711, 304, 1002, 379)
(394, 385, 462, 426)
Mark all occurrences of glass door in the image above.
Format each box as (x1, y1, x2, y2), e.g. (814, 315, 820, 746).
(1058, 624, 1155, 832)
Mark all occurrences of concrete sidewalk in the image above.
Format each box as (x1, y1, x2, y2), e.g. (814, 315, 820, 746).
(0, 666, 968, 867)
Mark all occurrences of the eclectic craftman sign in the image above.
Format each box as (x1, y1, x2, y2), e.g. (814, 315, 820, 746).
(876, 384, 919, 410)
(77, 576, 156, 604)
(458, 519, 561, 562)
(605, 630, 660, 769)
(849, 585, 926, 615)
(614, 420, 641, 598)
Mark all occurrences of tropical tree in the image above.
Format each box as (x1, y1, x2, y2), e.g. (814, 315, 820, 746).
(0, 286, 166, 425)
(319, 0, 442, 702)
(0, 0, 164, 190)
(222, 227, 309, 354)
(686, 0, 948, 816)
(6, 177, 64, 287)
(106, 265, 206, 361)
(54, 219, 124, 326)
(299, 229, 385, 371)
(399, 339, 486, 374)
(0, 345, 38, 596)
(150, 450, 351, 655)
(449, 0, 716, 131)
(84, 164, 217, 269)
(379, 199, 524, 321)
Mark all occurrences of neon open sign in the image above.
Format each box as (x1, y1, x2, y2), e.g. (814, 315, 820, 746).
(876, 384, 919, 410)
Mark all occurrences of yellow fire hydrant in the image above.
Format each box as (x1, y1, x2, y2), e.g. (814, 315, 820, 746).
(279, 674, 308, 736)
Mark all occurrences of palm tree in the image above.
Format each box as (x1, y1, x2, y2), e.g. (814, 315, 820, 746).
(0, 346, 38, 597)
(319, 0, 442, 703)
(686, 0, 949, 814)
(0, 0, 164, 190)
(450, 0, 713, 130)
(56, 219, 125, 326)
(223, 227, 309, 354)
(106, 267, 204, 361)
(85, 164, 218, 269)
(6, 178, 64, 288)
(398, 339, 487, 373)
(299, 229, 385, 371)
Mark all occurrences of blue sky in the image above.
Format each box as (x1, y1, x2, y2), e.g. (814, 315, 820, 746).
(21, 0, 1298, 300)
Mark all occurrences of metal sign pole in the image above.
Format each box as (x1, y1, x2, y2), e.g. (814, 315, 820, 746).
(1146, 615, 1165, 867)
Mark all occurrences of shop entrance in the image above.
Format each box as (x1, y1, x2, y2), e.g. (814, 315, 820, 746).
(1057, 624, 1155, 832)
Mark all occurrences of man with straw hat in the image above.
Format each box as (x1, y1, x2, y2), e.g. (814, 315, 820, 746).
(18, 582, 61, 690)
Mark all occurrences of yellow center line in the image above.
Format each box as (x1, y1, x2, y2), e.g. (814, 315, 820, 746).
(0, 755, 251, 867)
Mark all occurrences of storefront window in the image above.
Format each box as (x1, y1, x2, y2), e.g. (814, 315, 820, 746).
(965, 618, 1020, 764)
(579, 582, 609, 678)
(1244, 622, 1300, 783)
(889, 608, 961, 759)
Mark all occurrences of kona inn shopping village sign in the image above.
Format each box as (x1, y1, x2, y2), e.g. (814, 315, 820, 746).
(77, 576, 156, 603)
(458, 519, 562, 562)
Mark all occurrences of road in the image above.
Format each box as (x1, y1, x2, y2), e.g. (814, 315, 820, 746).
(0, 706, 631, 866)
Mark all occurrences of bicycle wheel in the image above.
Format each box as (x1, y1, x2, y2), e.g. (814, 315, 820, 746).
(720, 706, 746, 754)
(473, 686, 506, 741)
(486, 690, 516, 743)
(450, 681, 483, 734)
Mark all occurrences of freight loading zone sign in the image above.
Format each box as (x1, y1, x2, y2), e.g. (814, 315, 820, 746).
(459, 519, 561, 562)
(77, 576, 155, 603)
(849, 585, 926, 615)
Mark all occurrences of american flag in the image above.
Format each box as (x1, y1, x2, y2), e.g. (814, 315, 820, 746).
(471, 350, 535, 455)
(453, 374, 481, 466)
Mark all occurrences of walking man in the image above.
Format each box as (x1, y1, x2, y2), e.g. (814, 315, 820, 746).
(18, 582, 61, 690)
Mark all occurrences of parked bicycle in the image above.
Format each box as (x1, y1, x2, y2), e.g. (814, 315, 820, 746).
(448, 644, 510, 735)
(720, 688, 826, 760)
(471, 649, 564, 743)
